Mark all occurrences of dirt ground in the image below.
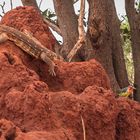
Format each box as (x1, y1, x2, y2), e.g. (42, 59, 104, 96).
(0, 6, 140, 140)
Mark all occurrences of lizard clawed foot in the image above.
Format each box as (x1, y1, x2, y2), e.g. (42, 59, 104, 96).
(48, 68, 56, 76)
(40, 52, 56, 76)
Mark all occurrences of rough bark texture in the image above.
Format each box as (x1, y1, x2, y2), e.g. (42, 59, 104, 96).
(87, 0, 129, 91)
(21, 0, 38, 7)
(87, 0, 118, 91)
(53, 0, 79, 59)
(110, 1, 129, 88)
(125, 0, 140, 102)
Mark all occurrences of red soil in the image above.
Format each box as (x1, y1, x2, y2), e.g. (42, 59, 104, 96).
(0, 6, 140, 140)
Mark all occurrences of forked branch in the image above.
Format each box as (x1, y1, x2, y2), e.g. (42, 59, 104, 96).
(67, 0, 86, 62)
(0, 2, 6, 17)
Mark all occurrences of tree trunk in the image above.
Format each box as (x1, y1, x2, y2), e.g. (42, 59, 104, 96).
(110, 1, 129, 88)
(53, 0, 79, 59)
(125, 0, 140, 101)
(21, 0, 38, 7)
(87, 0, 129, 91)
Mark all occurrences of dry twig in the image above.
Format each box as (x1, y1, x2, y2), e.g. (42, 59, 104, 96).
(67, 0, 86, 62)
(39, 0, 43, 8)
(0, 2, 6, 17)
(81, 115, 86, 140)
(10, 0, 13, 10)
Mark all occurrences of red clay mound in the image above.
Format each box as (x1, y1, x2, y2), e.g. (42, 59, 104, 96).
(37, 59, 111, 94)
(0, 6, 111, 94)
(0, 86, 118, 140)
(0, 119, 76, 140)
(116, 98, 140, 140)
(0, 6, 140, 140)
(1, 6, 56, 51)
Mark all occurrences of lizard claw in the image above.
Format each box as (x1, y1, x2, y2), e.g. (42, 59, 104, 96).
(40, 52, 56, 76)
(48, 69, 56, 76)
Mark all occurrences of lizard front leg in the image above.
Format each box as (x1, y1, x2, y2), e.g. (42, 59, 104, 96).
(0, 33, 9, 43)
(40, 52, 56, 76)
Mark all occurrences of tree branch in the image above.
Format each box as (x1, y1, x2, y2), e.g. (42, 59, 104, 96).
(10, 0, 13, 10)
(21, 0, 38, 7)
(39, 0, 43, 8)
(21, 0, 61, 35)
(125, 0, 136, 24)
(0, 2, 6, 17)
(67, 0, 86, 62)
(43, 18, 62, 35)
(73, 0, 79, 4)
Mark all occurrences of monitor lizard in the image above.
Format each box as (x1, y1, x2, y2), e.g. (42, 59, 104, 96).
(0, 25, 63, 76)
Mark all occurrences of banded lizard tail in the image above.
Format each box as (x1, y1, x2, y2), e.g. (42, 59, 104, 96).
(0, 25, 62, 76)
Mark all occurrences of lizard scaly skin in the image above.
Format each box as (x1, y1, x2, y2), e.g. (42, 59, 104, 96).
(0, 25, 62, 76)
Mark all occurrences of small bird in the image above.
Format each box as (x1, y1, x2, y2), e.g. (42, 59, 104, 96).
(117, 85, 136, 99)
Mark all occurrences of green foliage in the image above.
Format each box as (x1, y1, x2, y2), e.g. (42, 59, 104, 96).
(42, 8, 57, 24)
(42, 8, 56, 19)
(120, 16, 130, 41)
(120, 16, 134, 83)
(135, 0, 140, 12)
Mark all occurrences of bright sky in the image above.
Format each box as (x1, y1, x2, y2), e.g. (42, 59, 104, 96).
(114, 0, 125, 16)
(0, 0, 125, 16)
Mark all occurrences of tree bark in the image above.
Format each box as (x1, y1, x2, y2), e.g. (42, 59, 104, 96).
(53, 0, 79, 59)
(125, 0, 140, 101)
(110, 0, 129, 88)
(87, 0, 129, 91)
(21, 0, 38, 7)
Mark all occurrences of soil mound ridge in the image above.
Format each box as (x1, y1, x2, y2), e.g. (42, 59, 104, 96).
(0, 6, 139, 140)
